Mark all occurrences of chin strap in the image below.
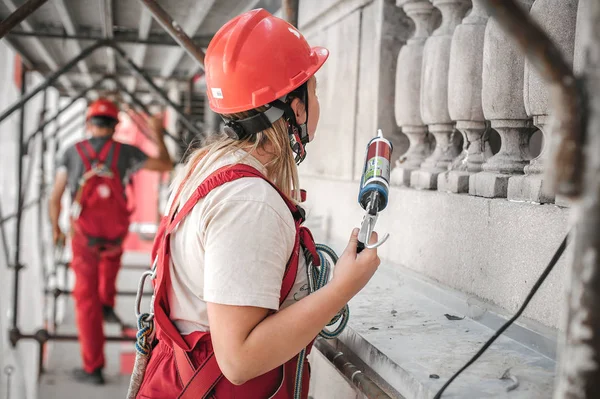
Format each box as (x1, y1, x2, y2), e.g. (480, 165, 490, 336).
(221, 83, 310, 165)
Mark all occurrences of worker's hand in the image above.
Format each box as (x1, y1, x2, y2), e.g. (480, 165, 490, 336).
(148, 114, 165, 138)
(331, 228, 381, 299)
(53, 226, 65, 247)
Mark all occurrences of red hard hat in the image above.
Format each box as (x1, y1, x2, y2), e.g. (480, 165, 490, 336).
(86, 98, 120, 121)
(205, 9, 329, 114)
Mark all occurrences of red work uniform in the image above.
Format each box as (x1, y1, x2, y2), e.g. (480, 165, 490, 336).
(57, 136, 147, 373)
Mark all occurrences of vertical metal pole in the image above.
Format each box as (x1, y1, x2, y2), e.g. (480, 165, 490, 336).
(283, 0, 299, 27)
(553, 1, 600, 398)
(110, 44, 203, 137)
(11, 62, 27, 338)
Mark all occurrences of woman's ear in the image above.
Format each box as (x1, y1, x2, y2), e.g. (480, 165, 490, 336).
(290, 97, 307, 125)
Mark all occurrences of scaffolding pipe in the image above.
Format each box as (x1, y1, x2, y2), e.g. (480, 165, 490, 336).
(480, 0, 585, 198)
(110, 44, 202, 137)
(137, 0, 206, 68)
(112, 78, 180, 143)
(283, 0, 300, 27)
(0, 40, 106, 127)
(28, 76, 108, 143)
(7, 29, 213, 47)
(110, 44, 203, 138)
(553, 1, 600, 397)
(314, 339, 393, 399)
(10, 63, 27, 340)
(0, 0, 48, 39)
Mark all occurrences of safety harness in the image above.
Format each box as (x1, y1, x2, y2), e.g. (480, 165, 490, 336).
(71, 138, 130, 245)
(128, 163, 348, 399)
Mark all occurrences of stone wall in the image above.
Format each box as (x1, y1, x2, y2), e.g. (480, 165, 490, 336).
(298, 0, 580, 332)
(298, 0, 412, 180)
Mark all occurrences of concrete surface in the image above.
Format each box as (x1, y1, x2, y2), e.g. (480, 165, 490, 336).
(38, 253, 152, 399)
(337, 262, 556, 398)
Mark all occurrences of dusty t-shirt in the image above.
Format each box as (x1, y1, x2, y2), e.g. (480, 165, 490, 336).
(57, 137, 148, 197)
(167, 151, 309, 334)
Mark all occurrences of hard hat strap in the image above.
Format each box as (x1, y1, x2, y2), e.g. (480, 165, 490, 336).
(220, 83, 310, 165)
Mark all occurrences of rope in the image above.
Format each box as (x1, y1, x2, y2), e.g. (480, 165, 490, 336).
(134, 313, 155, 356)
(126, 313, 155, 399)
(313, 244, 350, 339)
(294, 244, 350, 399)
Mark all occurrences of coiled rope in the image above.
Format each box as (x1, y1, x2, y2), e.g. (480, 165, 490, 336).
(126, 313, 154, 399)
(294, 244, 350, 399)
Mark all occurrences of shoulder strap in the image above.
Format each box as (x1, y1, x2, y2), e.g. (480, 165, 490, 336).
(110, 142, 121, 171)
(74, 142, 92, 171)
(97, 139, 114, 163)
(81, 140, 98, 160)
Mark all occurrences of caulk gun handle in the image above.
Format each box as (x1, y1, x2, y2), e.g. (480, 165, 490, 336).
(357, 241, 365, 254)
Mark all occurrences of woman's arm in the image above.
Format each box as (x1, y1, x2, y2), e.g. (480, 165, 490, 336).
(207, 229, 380, 385)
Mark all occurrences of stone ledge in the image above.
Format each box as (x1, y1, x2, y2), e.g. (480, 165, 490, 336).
(324, 257, 556, 399)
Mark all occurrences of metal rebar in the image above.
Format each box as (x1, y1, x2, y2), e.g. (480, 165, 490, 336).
(8, 29, 212, 47)
(283, 0, 300, 27)
(314, 339, 394, 399)
(0, 202, 11, 267)
(37, 89, 48, 286)
(0, 0, 48, 39)
(0, 40, 106, 128)
(45, 288, 151, 297)
(11, 63, 27, 334)
(137, 0, 206, 67)
(18, 332, 135, 343)
(112, 78, 180, 143)
(30, 76, 107, 143)
(481, 0, 585, 198)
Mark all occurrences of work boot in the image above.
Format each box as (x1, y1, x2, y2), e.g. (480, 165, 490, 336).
(102, 305, 122, 324)
(72, 368, 105, 385)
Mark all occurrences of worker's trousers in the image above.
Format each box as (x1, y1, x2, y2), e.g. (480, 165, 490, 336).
(70, 229, 123, 373)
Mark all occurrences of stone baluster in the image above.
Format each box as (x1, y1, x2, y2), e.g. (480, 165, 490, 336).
(411, 0, 470, 190)
(438, 0, 491, 193)
(507, 0, 579, 204)
(391, 0, 435, 186)
(469, 0, 536, 198)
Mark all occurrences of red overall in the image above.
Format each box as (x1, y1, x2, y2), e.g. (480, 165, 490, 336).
(70, 139, 130, 373)
(136, 164, 319, 399)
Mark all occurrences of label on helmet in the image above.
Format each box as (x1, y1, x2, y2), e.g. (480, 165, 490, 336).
(211, 88, 223, 99)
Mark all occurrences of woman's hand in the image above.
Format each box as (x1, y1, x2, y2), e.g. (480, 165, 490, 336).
(331, 228, 381, 298)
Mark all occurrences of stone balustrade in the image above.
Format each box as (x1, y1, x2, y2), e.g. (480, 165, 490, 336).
(507, 0, 579, 204)
(390, 0, 584, 207)
(391, 0, 436, 187)
(438, 0, 491, 193)
(411, 0, 470, 190)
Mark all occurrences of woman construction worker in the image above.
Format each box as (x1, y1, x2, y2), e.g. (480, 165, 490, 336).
(133, 8, 380, 398)
(48, 98, 173, 385)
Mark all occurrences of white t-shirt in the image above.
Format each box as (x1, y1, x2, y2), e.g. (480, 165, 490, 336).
(166, 151, 309, 335)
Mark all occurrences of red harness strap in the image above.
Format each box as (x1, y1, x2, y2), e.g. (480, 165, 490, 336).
(75, 139, 116, 171)
(151, 163, 318, 399)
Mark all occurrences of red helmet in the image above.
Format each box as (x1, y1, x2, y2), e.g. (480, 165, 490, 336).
(205, 9, 329, 114)
(87, 98, 120, 121)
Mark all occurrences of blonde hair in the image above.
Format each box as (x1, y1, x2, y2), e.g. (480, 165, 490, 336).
(169, 109, 300, 211)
